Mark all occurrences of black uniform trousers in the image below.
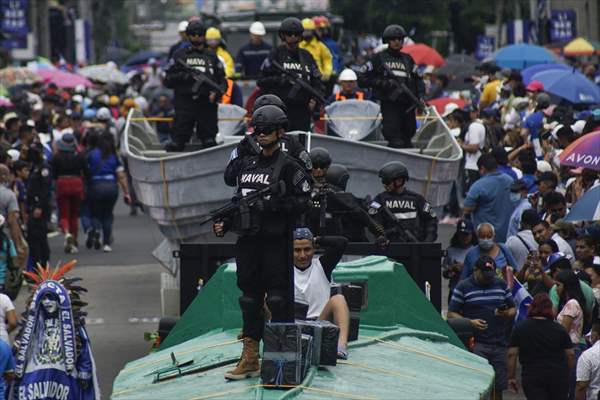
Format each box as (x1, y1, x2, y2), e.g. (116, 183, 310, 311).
(172, 102, 218, 146)
(380, 101, 417, 148)
(235, 233, 293, 341)
(27, 217, 49, 268)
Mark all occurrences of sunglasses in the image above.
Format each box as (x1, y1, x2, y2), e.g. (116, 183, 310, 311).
(254, 127, 277, 136)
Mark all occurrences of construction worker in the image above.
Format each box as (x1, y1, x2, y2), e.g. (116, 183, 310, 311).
(327, 68, 368, 104)
(299, 18, 332, 82)
(313, 16, 342, 74)
(206, 27, 235, 78)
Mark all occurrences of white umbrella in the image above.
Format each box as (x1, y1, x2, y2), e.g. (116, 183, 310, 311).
(78, 63, 128, 84)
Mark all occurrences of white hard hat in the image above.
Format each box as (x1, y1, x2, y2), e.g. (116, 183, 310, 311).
(178, 20, 189, 32)
(249, 21, 266, 36)
(338, 68, 357, 82)
(96, 107, 111, 121)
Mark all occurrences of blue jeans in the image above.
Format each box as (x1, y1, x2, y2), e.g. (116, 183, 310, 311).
(89, 180, 119, 245)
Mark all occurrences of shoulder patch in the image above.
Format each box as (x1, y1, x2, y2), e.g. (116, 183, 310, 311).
(298, 151, 312, 170)
(293, 170, 305, 186)
(229, 148, 238, 161)
(302, 180, 311, 193)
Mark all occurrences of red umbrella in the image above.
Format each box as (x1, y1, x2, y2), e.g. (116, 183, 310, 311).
(36, 69, 92, 89)
(427, 97, 465, 114)
(402, 44, 445, 67)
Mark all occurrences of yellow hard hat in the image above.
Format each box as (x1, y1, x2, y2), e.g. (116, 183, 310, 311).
(301, 18, 315, 31)
(109, 95, 120, 106)
(205, 27, 221, 40)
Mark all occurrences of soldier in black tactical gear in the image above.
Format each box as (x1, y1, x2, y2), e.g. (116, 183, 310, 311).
(369, 161, 437, 242)
(214, 104, 312, 381)
(358, 24, 425, 148)
(224, 94, 312, 187)
(26, 143, 51, 267)
(258, 17, 324, 132)
(164, 20, 226, 151)
(309, 147, 331, 185)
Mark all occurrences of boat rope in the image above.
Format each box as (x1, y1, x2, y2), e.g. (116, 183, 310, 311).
(422, 157, 437, 199)
(337, 359, 416, 379)
(363, 336, 494, 377)
(130, 116, 249, 122)
(119, 338, 242, 376)
(159, 157, 184, 242)
(187, 384, 378, 400)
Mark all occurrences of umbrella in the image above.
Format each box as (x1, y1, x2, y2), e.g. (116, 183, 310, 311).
(559, 130, 600, 170)
(564, 185, 600, 222)
(36, 69, 92, 88)
(563, 37, 600, 56)
(521, 63, 570, 84)
(123, 50, 164, 67)
(402, 44, 445, 67)
(445, 71, 476, 91)
(530, 69, 600, 104)
(493, 44, 556, 70)
(79, 64, 128, 84)
(427, 97, 466, 114)
(0, 67, 41, 87)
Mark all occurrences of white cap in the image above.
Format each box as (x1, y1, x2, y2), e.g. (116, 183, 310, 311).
(178, 20, 189, 32)
(536, 160, 552, 173)
(96, 107, 111, 121)
(571, 120, 586, 134)
(72, 94, 83, 104)
(442, 102, 460, 117)
(74, 84, 86, 94)
(249, 21, 266, 36)
(338, 68, 357, 82)
(7, 149, 20, 162)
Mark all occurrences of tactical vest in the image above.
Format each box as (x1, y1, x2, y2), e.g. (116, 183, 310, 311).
(232, 151, 287, 236)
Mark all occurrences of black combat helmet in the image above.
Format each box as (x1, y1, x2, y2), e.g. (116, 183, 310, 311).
(382, 24, 407, 43)
(310, 147, 332, 169)
(379, 161, 409, 184)
(326, 164, 350, 191)
(186, 20, 206, 37)
(251, 105, 288, 131)
(252, 94, 288, 114)
(279, 17, 304, 37)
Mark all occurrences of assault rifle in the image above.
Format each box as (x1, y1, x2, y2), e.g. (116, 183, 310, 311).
(271, 60, 327, 105)
(176, 59, 224, 99)
(198, 181, 286, 228)
(382, 63, 427, 112)
(379, 204, 419, 243)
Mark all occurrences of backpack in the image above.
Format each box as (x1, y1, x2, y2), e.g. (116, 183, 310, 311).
(2, 232, 21, 300)
(482, 122, 500, 153)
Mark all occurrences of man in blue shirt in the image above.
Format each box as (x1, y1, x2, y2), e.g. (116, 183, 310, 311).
(235, 22, 272, 79)
(521, 92, 550, 160)
(448, 256, 516, 400)
(492, 147, 517, 181)
(507, 179, 532, 237)
(463, 153, 514, 242)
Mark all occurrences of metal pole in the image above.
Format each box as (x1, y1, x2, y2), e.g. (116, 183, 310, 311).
(37, 0, 50, 58)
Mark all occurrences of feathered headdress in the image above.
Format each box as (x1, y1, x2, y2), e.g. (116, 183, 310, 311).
(23, 260, 77, 288)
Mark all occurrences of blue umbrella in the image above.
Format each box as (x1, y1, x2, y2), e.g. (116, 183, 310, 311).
(493, 44, 556, 70)
(521, 63, 570, 84)
(564, 185, 600, 222)
(530, 69, 600, 104)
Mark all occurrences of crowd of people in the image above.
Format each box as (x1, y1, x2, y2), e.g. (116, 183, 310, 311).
(0, 12, 599, 400)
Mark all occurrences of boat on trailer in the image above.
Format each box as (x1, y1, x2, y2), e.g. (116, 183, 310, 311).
(123, 103, 462, 271)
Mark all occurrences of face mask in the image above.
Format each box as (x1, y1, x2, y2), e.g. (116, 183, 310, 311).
(479, 239, 494, 251)
(510, 192, 521, 203)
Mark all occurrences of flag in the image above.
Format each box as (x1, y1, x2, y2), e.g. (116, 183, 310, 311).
(511, 277, 532, 323)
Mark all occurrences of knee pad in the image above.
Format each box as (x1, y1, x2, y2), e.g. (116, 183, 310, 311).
(239, 295, 261, 316)
(266, 292, 287, 321)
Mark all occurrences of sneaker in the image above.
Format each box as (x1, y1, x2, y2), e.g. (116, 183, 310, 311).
(93, 231, 101, 250)
(102, 244, 112, 253)
(86, 230, 94, 249)
(64, 233, 73, 253)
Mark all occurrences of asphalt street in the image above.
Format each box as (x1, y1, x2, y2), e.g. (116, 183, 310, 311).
(12, 202, 525, 399)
